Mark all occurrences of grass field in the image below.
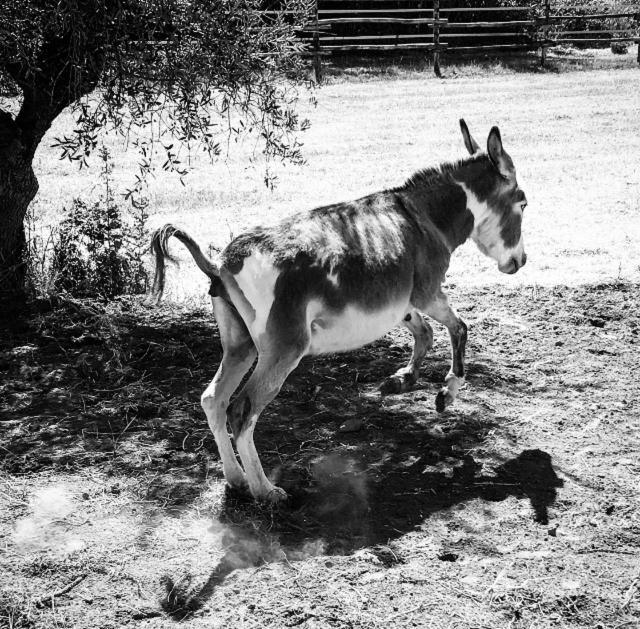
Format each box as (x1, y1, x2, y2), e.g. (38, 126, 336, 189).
(2, 55, 640, 629)
(30, 55, 640, 299)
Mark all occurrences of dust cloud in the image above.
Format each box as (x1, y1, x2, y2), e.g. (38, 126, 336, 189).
(13, 484, 84, 555)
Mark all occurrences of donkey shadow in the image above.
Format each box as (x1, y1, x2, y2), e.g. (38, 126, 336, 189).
(161, 401, 563, 620)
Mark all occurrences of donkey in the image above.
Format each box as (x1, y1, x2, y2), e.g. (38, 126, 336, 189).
(149, 120, 528, 502)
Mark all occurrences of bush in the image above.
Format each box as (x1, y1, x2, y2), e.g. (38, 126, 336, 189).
(26, 147, 149, 300)
(611, 39, 629, 53)
(543, 0, 638, 42)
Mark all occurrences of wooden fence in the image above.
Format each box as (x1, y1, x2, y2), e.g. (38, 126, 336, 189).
(289, 2, 640, 80)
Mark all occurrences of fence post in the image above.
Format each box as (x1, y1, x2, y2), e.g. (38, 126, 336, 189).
(313, 0, 322, 83)
(433, 0, 442, 77)
(540, 0, 550, 66)
(637, 14, 640, 64)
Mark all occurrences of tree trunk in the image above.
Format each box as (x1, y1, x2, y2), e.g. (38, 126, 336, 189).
(0, 111, 39, 309)
(0, 21, 104, 313)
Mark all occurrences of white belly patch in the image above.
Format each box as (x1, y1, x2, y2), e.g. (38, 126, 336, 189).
(307, 299, 410, 355)
(230, 253, 410, 354)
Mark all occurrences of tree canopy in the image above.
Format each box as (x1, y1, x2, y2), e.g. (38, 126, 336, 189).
(0, 0, 311, 305)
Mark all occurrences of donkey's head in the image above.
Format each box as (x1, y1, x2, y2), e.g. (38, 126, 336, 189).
(458, 120, 528, 274)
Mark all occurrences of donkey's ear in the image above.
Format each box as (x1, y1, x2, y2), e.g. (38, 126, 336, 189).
(487, 126, 513, 178)
(459, 118, 480, 155)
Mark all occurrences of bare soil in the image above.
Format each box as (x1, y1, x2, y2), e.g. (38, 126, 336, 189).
(1, 281, 638, 628)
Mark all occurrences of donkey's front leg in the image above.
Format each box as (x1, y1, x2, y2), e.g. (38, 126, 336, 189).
(380, 309, 434, 394)
(425, 291, 468, 412)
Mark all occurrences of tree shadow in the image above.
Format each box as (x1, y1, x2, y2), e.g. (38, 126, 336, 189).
(0, 300, 564, 622)
(323, 50, 555, 81)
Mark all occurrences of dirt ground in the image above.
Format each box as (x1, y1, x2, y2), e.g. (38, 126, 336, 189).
(1, 280, 639, 628)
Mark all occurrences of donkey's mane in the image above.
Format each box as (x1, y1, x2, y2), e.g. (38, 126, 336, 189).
(398, 153, 486, 192)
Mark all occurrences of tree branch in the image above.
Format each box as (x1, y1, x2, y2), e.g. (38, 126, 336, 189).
(13, 26, 104, 158)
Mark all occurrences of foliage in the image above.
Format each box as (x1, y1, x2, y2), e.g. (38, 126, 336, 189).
(0, 0, 313, 304)
(26, 147, 150, 299)
(545, 1, 639, 35)
(0, 0, 313, 189)
(440, 1, 638, 45)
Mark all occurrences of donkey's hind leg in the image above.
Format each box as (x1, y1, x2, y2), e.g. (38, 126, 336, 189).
(424, 291, 467, 412)
(380, 309, 434, 394)
(228, 344, 306, 502)
(201, 297, 257, 489)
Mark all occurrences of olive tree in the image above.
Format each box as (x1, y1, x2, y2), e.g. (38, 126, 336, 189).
(0, 0, 310, 307)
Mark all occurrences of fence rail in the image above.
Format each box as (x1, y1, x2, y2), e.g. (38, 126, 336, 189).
(546, 12, 640, 21)
(300, 1, 640, 80)
(317, 18, 447, 25)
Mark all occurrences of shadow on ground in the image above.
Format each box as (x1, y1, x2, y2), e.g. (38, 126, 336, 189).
(324, 51, 553, 80)
(161, 441, 562, 620)
(0, 299, 564, 621)
(322, 49, 637, 84)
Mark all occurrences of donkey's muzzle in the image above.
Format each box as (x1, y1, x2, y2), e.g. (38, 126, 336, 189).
(500, 252, 527, 274)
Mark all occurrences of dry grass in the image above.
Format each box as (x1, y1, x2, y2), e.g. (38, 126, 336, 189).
(27, 51, 640, 303)
(1, 283, 639, 629)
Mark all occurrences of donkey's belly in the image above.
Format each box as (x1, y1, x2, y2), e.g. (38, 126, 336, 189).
(306, 299, 411, 355)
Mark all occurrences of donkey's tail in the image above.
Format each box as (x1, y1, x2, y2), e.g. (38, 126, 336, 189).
(148, 224, 219, 304)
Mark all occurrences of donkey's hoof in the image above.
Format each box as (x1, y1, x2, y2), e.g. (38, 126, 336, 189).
(224, 469, 249, 491)
(435, 390, 451, 413)
(265, 486, 288, 504)
(226, 479, 249, 495)
(253, 484, 288, 504)
(380, 372, 415, 395)
(380, 375, 403, 395)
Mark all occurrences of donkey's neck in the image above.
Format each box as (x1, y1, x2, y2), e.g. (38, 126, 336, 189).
(397, 156, 489, 251)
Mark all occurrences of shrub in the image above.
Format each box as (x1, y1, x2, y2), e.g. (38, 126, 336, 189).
(611, 40, 629, 53)
(26, 147, 150, 300)
(543, 0, 638, 42)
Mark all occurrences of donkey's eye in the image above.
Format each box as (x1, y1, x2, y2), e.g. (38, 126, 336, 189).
(520, 202, 527, 211)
